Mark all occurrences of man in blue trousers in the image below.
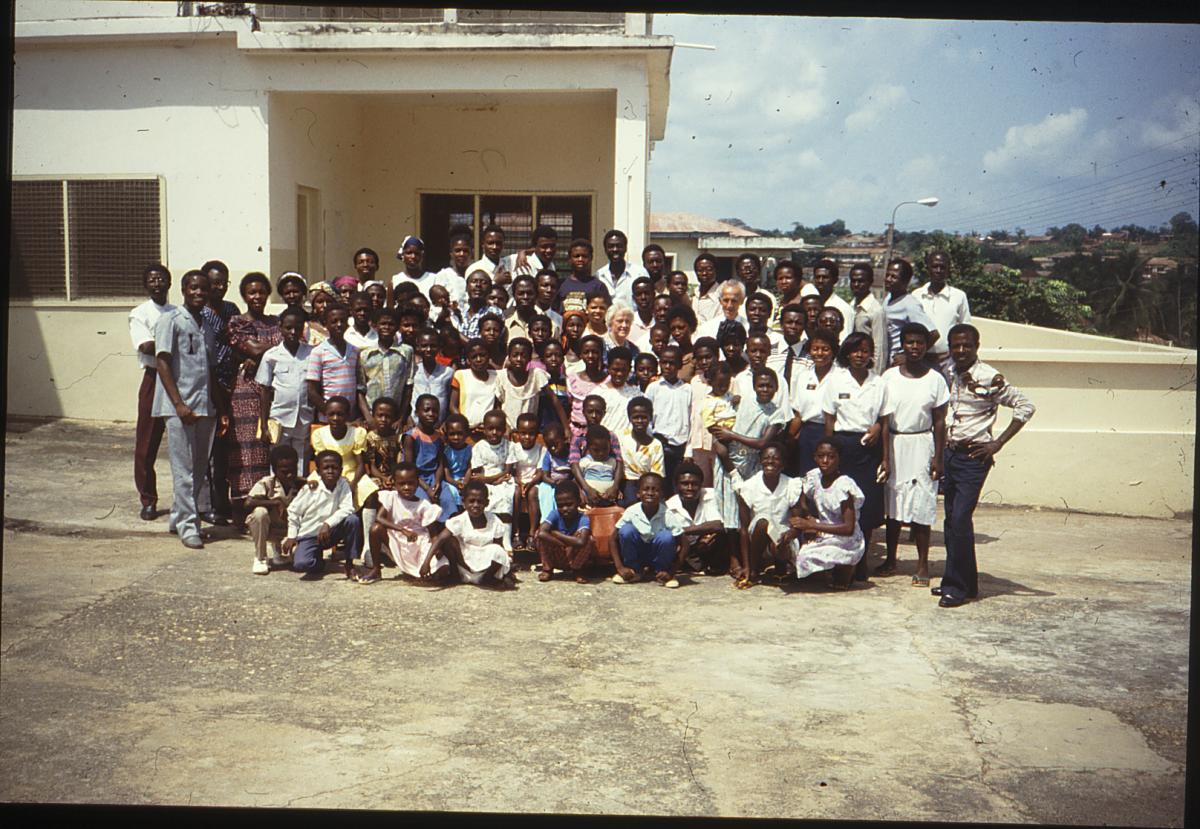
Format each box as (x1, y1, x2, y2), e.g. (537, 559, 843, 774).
(933, 324, 1035, 607)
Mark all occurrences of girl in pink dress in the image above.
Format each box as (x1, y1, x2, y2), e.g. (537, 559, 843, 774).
(360, 463, 446, 584)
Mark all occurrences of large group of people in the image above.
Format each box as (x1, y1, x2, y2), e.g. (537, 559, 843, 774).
(131, 222, 1034, 605)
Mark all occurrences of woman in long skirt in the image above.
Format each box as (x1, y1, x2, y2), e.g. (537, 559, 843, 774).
(878, 323, 948, 587)
(226, 273, 281, 529)
(822, 332, 887, 578)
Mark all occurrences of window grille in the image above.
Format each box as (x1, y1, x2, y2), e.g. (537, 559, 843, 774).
(10, 178, 163, 300)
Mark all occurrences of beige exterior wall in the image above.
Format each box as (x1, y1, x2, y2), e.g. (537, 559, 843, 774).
(973, 318, 1194, 519)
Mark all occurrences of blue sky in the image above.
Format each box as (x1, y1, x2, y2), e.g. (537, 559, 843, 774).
(648, 15, 1200, 236)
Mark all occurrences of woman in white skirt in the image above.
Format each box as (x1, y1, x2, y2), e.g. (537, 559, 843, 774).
(879, 322, 948, 586)
(793, 438, 866, 588)
(429, 480, 515, 588)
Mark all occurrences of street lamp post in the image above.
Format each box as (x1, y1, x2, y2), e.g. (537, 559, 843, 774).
(884, 196, 939, 275)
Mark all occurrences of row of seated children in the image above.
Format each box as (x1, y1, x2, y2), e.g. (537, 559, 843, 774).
(245, 428, 867, 594)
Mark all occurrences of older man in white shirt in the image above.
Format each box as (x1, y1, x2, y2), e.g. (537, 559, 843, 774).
(696, 280, 749, 341)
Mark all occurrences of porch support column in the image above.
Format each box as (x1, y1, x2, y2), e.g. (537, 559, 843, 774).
(612, 75, 649, 255)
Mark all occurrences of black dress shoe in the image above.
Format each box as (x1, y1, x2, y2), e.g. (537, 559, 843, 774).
(938, 595, 967, 608)
(140, 504, 157, 521)
(930, 586, 944, 596)
(200, 511, 230, 526)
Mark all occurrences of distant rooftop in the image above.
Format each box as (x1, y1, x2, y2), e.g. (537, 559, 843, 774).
(649, 213, 759, 237)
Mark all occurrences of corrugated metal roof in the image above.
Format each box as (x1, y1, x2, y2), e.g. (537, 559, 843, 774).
(648, 212, 759, 237)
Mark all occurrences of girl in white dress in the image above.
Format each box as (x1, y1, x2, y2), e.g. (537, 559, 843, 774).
(879, 322, 948, 586)
(793, 439, 866, 588)
(361, 463, 448, 584)
(431, 480, 515, 587)
(450, 339, 499, 438)
(468, 409, 516, 548)
(734, 443, 806, 588)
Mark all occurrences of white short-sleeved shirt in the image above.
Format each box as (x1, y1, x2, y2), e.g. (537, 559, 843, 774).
(412, 361, 455, 424)
(614, 501, 684, 542)
(733, 366, 790, 412)
(880, 367, 950, 433)
(821, 369, 886, 433)
(645, 378, 693, 447)
(507, 442, 547, 484)
(434, 267, 470, 308)
(344, 325, 379, 351)
(790, 364, 841, 424)
(696, 314, 749, 342)
(255, 341, 315, 429)
(913, 283, 971, 356)
(130, 299, 175, 370)
(598, 380, 641, 436)
(391, 270, 439, 301)
(471, 437, 512, 476)
(595, 264, 638, 309)
(665, 489, 722, 528)
(466, 256, 500, 280)
(736, 470, 806, 542)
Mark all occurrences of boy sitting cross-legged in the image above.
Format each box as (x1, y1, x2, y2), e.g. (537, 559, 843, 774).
(282, 449, 363, 580)
(244, 444, 304, 575)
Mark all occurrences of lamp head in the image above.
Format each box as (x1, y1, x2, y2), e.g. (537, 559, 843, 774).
(917, 197, 939, 207)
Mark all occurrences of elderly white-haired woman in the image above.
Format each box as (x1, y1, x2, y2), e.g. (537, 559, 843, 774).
(603, 301, 641, 358)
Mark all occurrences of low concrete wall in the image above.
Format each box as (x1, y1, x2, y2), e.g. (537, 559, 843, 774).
(6, 311, 1194, 518)
(974, 318, 1194, 519)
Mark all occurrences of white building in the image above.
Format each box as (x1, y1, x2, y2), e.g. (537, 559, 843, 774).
(648, 211, 822, 286)
(9, 2, 674, 420)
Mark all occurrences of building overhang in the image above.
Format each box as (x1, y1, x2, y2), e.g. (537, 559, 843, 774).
(16, 17, 674, 141)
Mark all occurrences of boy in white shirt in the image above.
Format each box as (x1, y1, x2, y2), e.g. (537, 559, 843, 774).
(610, 473, 684, 588)
(645, 346, 692, 492)
(282, 449, 362, 580)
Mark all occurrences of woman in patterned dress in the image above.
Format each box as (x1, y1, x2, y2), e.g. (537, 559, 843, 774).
(226, 272, 282, 529)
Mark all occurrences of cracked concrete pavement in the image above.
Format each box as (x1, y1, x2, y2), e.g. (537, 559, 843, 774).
(0, 417, 1191, 821)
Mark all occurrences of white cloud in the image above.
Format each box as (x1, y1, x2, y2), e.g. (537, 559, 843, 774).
(1140, 93, 1200, 147)
(844, 83, 907, 133)
(981, 107, 1089, 172)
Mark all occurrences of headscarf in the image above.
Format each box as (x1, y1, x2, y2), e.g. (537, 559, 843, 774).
(332, 275, 359, 291)
(397, 235, 424, 257)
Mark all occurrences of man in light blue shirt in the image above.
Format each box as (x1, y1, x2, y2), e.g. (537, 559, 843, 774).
(883, 258, 939, 367)
(610, 473, 684, 588)
(154, 269, 227, 548)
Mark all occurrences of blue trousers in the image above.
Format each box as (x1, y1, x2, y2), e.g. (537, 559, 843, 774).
(292, 515, 362, 574)
(940, 448, 991, 601)
(617, 524, 676, 573)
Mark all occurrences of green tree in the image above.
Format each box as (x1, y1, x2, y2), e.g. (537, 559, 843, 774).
(1051, 223, 1088, 250)
(910, 232, 1094, 332)
(817, 219, 849, 237)
(1168, 211, 1197, 237)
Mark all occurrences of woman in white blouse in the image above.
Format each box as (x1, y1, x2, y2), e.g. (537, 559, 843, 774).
(877, 323, 948, 587)
(787, 328, 841, 477)
(822, 331, 887, 580)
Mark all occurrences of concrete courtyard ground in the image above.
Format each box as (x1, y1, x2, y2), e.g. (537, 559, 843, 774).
(0, 417, 1191, 822)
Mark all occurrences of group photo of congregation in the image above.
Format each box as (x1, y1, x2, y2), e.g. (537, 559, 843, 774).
(135, 223, 1034, 608)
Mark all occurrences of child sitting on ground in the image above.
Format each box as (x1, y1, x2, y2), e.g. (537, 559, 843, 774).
(572, 424, 624, 509)
(360, 462, 446, 584)
(609, 472, 682, 588)
(791, 438, 866, 590)
(309, 395, 376, 565)
(283, 449, 362, 580)
(508, 412, 547, 552)
(430, 480, 516, 588)
(533, 480, 594, 583)
(468, 409, 516, 550)
(244, 444, 304, 575)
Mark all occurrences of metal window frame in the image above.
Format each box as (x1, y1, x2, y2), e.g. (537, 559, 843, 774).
(11, 174, 167, 307)
(415, 188, 595, 260)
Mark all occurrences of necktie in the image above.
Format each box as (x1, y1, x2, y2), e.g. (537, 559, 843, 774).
(784, 343, 795, 385)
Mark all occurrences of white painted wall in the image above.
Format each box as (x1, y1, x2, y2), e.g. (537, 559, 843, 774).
(16, 0, 179, 21)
